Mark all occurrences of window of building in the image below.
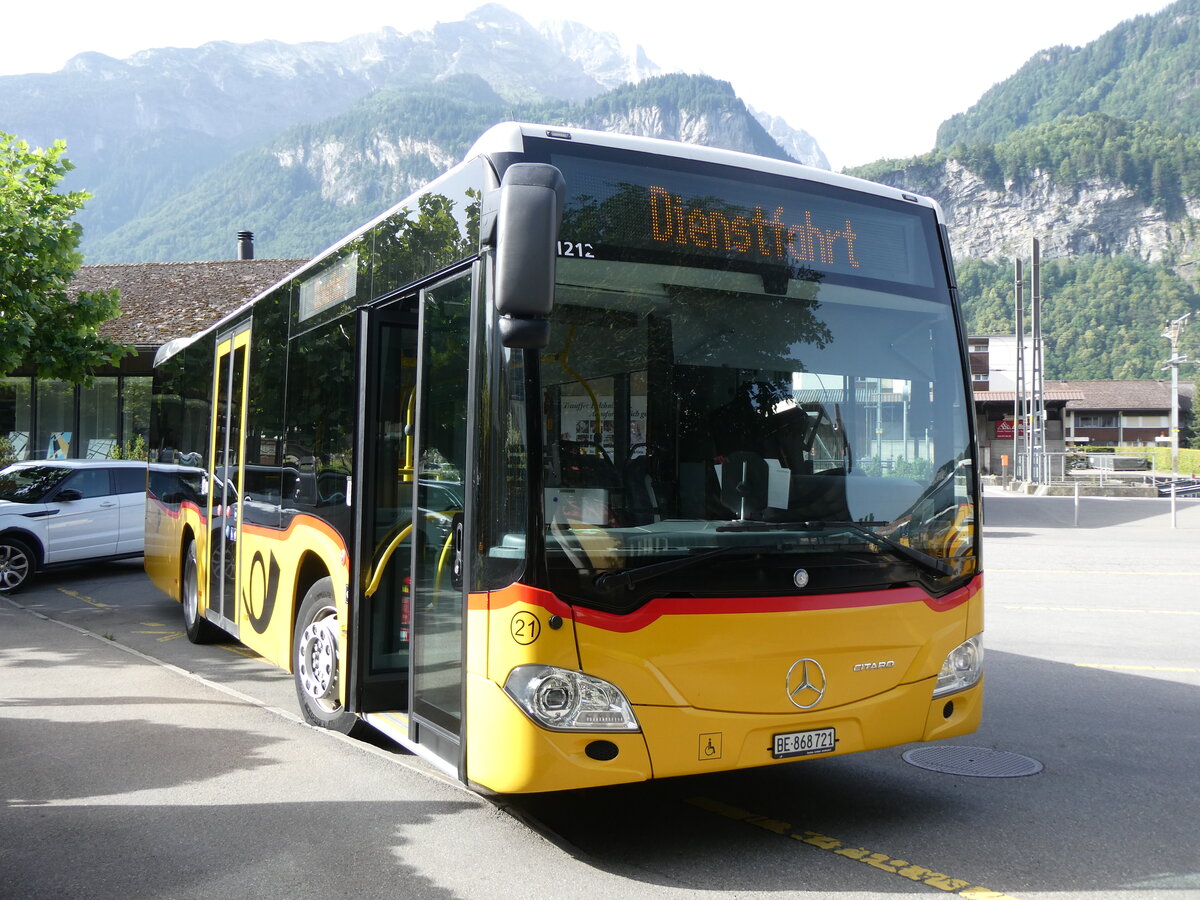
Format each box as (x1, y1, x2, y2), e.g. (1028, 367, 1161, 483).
(1076, 414, 1118, 428)
(79, 377, 119, 459)
(0, 377, 33, 460)
(36, 381, 76, 459)
(122, 376, 152, 457)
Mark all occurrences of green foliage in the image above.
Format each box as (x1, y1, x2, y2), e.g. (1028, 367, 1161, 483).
(859, 456, 935, 480)
(0, 132, 133, 381)
(937, 0, 1200, 148)
(957, 254, 1200, 380)
(852, 113, 1200, 217)
(109, 433, 148, 461)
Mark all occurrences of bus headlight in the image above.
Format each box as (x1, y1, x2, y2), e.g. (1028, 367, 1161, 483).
(504, 665, 640, 731)
(933, 635, 983, 698)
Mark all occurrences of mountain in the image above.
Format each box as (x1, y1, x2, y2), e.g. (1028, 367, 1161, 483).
(937, 0, 1200, 149)
(87, 73, 796, 263)
(0, 4, 825, 264)
(842, 0, 1200, 379)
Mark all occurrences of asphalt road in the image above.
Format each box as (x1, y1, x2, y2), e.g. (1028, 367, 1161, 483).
(3, 489, 1198, 899)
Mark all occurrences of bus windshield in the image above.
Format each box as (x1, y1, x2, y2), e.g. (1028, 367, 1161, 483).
(533, 148, 974, 608)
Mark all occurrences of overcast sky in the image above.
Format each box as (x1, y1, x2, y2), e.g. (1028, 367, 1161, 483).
(2, 0, 1176, 169)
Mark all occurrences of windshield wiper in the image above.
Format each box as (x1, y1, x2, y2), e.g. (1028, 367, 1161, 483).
(717, 518, 954, 577)
(803, 520, 955, 577)
(594, 542, 797, 592)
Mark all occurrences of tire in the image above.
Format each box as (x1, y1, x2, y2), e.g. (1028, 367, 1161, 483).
(0, 536, 35, 593)
(293, 577, 360, 734)
(182, 539, 221, 643)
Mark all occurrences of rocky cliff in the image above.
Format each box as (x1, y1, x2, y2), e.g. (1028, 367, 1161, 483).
(867, 157, 1200, 277)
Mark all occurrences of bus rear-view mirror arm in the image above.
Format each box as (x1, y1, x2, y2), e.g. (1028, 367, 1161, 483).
(489, 163, 566, 349)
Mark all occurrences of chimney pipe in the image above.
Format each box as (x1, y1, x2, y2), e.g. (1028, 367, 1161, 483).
(237, 231, 254, 260)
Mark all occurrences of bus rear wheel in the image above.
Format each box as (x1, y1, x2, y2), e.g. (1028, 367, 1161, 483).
(293, 577, 359, 735)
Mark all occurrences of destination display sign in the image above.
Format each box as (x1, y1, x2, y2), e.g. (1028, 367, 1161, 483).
(547, 151, 941, 291)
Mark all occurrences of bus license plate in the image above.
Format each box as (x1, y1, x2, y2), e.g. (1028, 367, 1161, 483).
(773, 727, 836, 759)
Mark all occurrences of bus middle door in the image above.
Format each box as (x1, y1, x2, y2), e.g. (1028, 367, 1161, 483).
(352, 268, 473, 778)
(205, 322, 251, 637)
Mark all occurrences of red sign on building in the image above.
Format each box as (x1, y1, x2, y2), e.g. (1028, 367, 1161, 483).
(994, 419, 1026, 439)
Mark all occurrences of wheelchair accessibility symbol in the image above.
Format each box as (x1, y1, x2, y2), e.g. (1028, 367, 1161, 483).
(698, 732, 723, 761)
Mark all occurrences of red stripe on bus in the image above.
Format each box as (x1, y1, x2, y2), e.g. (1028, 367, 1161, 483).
(485, 576, 981, 633)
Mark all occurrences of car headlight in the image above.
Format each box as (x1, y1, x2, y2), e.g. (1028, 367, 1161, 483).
(933, 634, 983, 698)
(503, 665, 640, 731)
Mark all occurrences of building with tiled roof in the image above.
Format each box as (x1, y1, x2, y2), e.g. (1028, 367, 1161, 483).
(71, 259, 304, 347)
(1052, 379, 1195, 446)
(1, 248, 305, 462)
(967, 334, 1195, 473)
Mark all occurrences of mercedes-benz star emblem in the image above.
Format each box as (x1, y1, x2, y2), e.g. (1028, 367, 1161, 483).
(785, 657, 827, 709)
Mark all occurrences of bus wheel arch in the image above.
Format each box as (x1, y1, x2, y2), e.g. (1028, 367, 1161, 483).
(293, 575, 359, 735)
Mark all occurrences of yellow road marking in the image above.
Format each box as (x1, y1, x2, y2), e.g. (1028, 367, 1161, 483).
(1077, 664, 1200, 673)
(132, 629, 186, 643)
(990, 568, 1200, 577)
(56, 587, 112, 609)
(996, 605, 1200, 616)
(689, 796, 1021, 899)
(218, 644, 260, 659)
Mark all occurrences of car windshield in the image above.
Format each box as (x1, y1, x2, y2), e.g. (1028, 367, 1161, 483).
(0, 465, 70, 503)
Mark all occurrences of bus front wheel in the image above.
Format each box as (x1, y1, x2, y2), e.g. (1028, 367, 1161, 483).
(293, 577, 359, 735)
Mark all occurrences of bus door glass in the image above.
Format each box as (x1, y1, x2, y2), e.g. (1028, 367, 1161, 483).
(207, 323, 251, 632)
(357, 307, 419, 710)
(409, 271, 472, 751)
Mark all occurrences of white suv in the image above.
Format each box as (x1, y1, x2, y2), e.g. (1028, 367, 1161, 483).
(0, 459, 146, 592)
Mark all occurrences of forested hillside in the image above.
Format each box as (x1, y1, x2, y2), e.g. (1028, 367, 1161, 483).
(89, 74, 787, 262)
(937, 0, 1200, 147)
(846, 0, 1200, 381)
(957, 255, 1200, 379)
(7, 2, 1200, 383)
(857, 112, 1200, 220)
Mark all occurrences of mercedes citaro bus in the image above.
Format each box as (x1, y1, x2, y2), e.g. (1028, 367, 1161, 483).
(145, 122, 983, 793)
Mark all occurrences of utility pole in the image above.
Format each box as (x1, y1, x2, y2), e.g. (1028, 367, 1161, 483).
(1028, 239, 1045, 484)
(1014, 259, 1025, 480)
(1162, 312, 1191, 474)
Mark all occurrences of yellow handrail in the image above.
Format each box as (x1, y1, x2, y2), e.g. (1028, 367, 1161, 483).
(364, 523, 412, 598)
(433, 529, 456, 600)
(543, 325, 602, 442)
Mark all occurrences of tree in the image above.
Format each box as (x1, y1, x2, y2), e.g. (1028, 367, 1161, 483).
(0, 132, 132, 382)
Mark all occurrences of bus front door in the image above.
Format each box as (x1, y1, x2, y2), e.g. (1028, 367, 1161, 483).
(206, 323, 251, 636)
(353, 268, 473, 777)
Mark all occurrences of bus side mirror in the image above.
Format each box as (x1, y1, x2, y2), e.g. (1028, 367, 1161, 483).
(494, 163, 565, 350)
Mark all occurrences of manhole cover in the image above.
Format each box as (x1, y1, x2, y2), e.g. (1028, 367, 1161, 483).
(902, 745, 1043, 778)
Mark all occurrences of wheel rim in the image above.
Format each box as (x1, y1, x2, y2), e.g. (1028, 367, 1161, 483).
(0, 544, 30, 590)
(298, 606, 340, 712)
(183, 544, 199, 625)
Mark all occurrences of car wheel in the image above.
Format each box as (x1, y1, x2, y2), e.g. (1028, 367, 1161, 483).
(0, 537, 34, 593)
(293, 577, 360, 735)
(182, 539, 221, 643)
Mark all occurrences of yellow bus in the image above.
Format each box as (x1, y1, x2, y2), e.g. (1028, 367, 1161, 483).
(145, 123, 982, 793)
